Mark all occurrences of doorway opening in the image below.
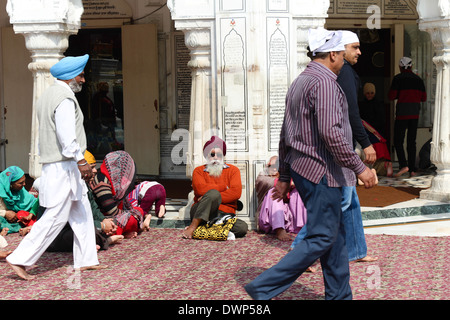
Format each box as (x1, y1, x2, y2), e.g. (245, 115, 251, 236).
(353, 28, 392, 151)
(65, 28, 125, 161)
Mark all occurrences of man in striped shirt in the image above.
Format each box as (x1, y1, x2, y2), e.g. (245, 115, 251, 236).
(245, 29, 376, 300)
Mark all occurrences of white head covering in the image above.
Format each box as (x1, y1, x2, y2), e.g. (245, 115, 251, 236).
(340, 30, 360, 46)
(399, 57, 412, 68)
(308, 28, 345, 56)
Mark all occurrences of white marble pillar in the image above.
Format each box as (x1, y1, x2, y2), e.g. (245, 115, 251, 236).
(292, 0, 329, 76)
(167, 0, 216, 177)
(184, 25, 216, 176)
(418, 0, 450, 201)
(6, 0, 83, 178)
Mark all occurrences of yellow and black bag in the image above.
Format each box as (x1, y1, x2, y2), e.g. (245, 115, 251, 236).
(192, 215, 237, 241)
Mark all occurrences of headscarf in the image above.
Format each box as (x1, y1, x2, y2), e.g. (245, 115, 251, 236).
(100, 151, 141, 229)
(0, 166, 36, 212)
(100, 151, 136, 201)
(308, 28, 345, 56)
(50, 54, 89, 80)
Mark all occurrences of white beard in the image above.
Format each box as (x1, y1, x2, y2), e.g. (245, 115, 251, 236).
(68, 79, 83, 93)
(206, 160, 224, 177)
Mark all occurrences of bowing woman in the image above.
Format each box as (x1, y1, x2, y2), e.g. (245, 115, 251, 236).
(89, 151, 145, 238)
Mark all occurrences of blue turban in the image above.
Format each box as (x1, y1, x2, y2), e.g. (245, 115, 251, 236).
(50, 54, 89, 80)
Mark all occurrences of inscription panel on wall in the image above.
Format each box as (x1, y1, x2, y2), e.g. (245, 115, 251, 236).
(220, 18, 248, 151)
(267, 17, 290, 151)
(82, 0, 132, 19)
(175, 34, 192, 130)
(159, 34, 191, 176)
(328, 0, 418, 18)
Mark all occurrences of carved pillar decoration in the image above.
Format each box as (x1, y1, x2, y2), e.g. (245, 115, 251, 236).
(184, 26, 215, 176)
(167, 0, 216, 177)
(418, 0, 450, 201)
(294, 18, 327, 76)
(292, 0, 329, 76)
(6, 0, 83, 178)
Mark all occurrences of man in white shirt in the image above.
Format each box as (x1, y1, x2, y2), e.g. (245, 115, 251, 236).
(7, 55, 105, 280)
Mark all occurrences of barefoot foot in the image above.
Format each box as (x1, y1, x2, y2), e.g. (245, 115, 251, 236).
(7, 262, 35, 280)
(107, 235, 124, 245)
(353, 256, 379, 263)
(19, 227, 31, 237)
(158, 205, 166, 218)
(1, 228, 9, 237)
(275, 228, 292, 241)
(142, 214, 152, 231)
(386, 162, 393, 177)
(182, 226, 196, 239)
(182, 219, 202, 239)
(306, 266, 317, 273)
(394, 167, 409, 178)
(123, 232, 137, 239)
(0, 250, 12, 259)
(80, 264, 108, 271)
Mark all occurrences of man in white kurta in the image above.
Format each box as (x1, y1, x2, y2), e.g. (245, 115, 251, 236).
(7, 55, 101, 280)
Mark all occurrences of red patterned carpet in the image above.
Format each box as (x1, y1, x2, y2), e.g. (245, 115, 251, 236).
(1, 228, 449, 300)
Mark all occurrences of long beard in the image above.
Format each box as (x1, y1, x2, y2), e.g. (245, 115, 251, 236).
(68, 79, 83, 93)
(206, 160, 224, 177)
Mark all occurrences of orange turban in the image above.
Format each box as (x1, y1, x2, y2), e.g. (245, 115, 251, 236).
(84, 151, 96, 164)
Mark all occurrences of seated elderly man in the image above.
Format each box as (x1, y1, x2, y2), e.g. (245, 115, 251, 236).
(182, 136, 247, 239)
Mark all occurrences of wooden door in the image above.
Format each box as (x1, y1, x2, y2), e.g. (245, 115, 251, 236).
(122, 24, 160, 175)
(1, 27, 33, 172)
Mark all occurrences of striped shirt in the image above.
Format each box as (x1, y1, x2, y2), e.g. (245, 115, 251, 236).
(278, 61, 366, 187)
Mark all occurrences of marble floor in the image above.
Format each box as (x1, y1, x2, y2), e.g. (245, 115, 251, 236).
(377, 172, 434, 188)
(364, 212, 450, 237)
(362, 170, 450, 236)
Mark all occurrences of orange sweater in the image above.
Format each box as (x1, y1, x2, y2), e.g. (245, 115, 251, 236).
(192, 164, 242, 214)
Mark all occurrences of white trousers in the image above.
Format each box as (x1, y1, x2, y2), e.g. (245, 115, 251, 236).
(7, 193, 99, 269)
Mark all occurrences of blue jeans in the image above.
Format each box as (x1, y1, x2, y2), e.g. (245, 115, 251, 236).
(245, 171, 352, 300)
(291, 186, 367, 261)
(341, 186, 367, 260)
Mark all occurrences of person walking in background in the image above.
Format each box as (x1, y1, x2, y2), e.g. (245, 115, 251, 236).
(336, 31, 379, 263)
(389, 57, 427, 177)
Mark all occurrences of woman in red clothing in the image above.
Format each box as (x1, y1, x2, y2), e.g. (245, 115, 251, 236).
(362, 120, 393, 177)
(89, 151, 144, 238)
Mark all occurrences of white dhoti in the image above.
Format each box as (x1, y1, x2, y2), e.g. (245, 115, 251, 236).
(7, 161, 99, 269)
